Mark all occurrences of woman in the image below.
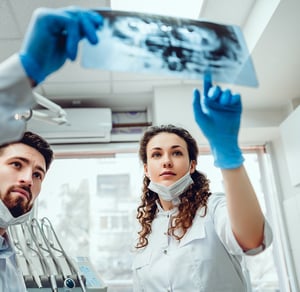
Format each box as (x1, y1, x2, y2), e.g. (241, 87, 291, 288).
(132, 75, 273, 291)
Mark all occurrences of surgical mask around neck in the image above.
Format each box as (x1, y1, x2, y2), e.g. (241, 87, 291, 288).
(0, 200, 32, 229)
(148, 170, 193, 205)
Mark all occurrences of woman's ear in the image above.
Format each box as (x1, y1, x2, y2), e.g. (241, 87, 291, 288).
(144, 164, 149, 178)
(190, 160, 197, 173)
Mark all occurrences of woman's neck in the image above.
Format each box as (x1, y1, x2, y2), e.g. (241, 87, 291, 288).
(159, 199, 174, 211)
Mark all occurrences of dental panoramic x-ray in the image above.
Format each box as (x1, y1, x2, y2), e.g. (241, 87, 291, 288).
(82, 10, 258, 87)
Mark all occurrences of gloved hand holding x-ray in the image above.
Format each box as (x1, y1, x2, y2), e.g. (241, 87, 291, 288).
(19, 6, 103, 85)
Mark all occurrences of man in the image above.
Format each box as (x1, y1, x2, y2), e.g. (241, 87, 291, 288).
(0, 6, 103, 145)
(0, 131, 53, 292)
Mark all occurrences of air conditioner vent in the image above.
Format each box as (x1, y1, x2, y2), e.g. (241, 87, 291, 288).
(27, 108, 112, 144)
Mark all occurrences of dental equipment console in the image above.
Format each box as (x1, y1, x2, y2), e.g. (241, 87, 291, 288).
(9, 217, 107, 292)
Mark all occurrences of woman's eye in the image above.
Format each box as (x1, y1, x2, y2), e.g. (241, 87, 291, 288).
(173, 151, 183, 156)
(152, 152, 161, 158)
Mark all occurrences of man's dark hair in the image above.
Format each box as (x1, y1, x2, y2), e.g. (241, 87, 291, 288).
(0, 131, 53, 170)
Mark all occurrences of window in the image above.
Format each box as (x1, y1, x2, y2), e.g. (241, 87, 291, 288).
(36, 148, 280, 291)
(197, 151, 280, 291)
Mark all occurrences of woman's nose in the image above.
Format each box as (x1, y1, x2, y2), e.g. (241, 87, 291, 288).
(162, 155, 173, 168)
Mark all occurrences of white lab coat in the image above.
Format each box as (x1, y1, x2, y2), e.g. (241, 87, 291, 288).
(0, 54, 34, 144)
(132, 192, 273, 292)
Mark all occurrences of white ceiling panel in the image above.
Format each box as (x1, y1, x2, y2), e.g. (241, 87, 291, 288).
(45, 61, 112, 83)
(112, 79, 185, 94)
(0, 40, 21, 60)
(8, 0, 111, 35)
(0, 0, 22, 39)
(40, 82, 112, 98)
(200, 0, 256, 26)
(111, 71, 183, 81)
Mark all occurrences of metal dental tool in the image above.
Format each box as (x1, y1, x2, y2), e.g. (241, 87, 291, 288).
(8, 224, 42, 288)
(27, 219, 59, 292)
(40, 217, 87, 292)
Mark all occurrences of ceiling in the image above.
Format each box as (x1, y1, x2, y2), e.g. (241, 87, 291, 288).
(0, 0, 300, 113)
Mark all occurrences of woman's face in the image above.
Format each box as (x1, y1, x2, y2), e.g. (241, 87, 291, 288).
(144, 132, 196, 187)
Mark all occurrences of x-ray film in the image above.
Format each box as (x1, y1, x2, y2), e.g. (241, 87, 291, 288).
(82, 10, 258, 87)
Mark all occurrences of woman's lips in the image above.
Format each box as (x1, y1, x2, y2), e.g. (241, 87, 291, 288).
(160, 171, 176, 177)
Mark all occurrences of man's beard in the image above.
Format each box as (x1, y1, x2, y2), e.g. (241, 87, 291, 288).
(1, 188, 33, 218)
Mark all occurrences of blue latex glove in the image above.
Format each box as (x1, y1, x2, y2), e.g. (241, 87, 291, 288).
(193, 73, 244, 169)
(19, 6, 103, 85)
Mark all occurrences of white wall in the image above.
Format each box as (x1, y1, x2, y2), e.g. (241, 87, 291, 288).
(269, 135, 300, 291)
(272, 107, 300, 291)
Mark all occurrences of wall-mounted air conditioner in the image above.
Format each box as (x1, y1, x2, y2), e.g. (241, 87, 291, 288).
(27, 108, 112, 144)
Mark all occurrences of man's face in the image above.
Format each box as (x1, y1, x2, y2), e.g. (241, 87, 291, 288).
(0, 143, 46, 217)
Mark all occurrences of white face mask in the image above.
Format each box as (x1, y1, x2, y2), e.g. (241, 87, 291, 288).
(0, 200, 32, 229)
(148, 170, 193, 205)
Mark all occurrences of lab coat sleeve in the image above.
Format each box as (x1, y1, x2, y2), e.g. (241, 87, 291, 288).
(0, 54, 35, 143)
(209, 192, 273, 256)
(244, 218, 273, 256)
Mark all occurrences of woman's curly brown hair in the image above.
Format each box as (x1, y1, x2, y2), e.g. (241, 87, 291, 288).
(136, 125, 211, 249)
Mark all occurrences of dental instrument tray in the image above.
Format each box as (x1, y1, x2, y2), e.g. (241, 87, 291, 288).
(9, 217, 107, 292)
